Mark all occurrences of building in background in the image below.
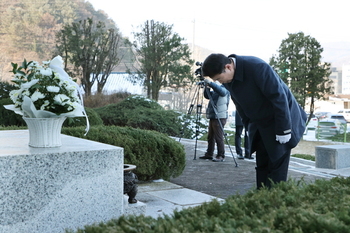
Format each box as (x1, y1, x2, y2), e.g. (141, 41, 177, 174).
(329, 67, 342, 95)
(91, 72, 144, 95)
(342, 65, 350, 94)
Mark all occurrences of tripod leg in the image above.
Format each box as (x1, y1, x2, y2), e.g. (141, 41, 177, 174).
(193, 103, 202, 160)
(178, 85, 200, 142)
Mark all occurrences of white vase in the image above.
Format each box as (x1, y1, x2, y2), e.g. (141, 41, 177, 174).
(23, 117, 67, 148)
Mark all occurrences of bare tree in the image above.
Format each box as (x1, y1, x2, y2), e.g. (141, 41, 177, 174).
(56, 18, 124, 96)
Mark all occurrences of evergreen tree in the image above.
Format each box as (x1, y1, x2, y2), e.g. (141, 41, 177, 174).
(132, 20, 194, 101)
(270, 32, 333, 121)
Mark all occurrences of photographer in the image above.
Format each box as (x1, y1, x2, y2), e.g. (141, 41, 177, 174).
(199, 79, 230, 162)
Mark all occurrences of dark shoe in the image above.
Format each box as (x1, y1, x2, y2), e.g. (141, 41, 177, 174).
(244, 155, 254, 160)
(199, 155, 213, 160)
(212, 156, 225, 162)
(237, 154, 244, 160)
(128, 198, 137, 204)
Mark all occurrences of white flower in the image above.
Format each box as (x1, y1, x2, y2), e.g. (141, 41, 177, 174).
(22, 90, 30, 97)
(28, 61, 40, 70)
(31, 91, 45, 102)
(14, 73, 25, 79)
(40, 100, 50, 110)
(40, 68, 52, 76)
(54, 94, 70, 104)
(7, 56, 87, 122)
(22, 79, 39, 89)
(46, 86, 60, 93)
(42, 60, 50, 65)
(9, 89, 22, 102)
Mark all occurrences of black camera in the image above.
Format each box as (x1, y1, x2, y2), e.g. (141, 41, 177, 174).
(195, 61, 204, 81)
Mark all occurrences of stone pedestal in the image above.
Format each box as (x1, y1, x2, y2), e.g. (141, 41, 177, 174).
(315, 145, 350, 169)
(0, 130, 124, 233)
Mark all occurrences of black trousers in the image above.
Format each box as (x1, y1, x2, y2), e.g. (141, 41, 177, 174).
(235, 125, 250, 156)
(254, 132, 291, 189)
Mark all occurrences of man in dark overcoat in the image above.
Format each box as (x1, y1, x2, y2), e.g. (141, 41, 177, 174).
(202, 53, 307, 188)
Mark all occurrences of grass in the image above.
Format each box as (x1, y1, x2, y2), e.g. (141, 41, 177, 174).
(292, 153, 315, 161)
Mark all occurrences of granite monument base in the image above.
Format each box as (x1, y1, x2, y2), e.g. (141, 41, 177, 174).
(0, 130, 124, 233)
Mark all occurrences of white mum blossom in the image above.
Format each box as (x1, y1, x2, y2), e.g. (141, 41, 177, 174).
(42, 60, 50, 65)
(28, 61, 40, 70)
(14, 73, 25, 79)
(21, 79, 39, 89)
(22, 90, 30, 97)
(40, 68, 52, 76)
(31, 91, 45, 102)
(54, 94, 70, 104)
(46, 86, 60, 93)
(40, 100, 50, 110)
(9, 89, 22, 102)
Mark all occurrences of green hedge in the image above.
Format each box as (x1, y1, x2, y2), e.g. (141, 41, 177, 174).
(61, 125, 186, 181)
(0, 98, 26, 126)
(63, 107, 104, 127)
(67, 177, 350, 233)
(94, 95, 196, 138)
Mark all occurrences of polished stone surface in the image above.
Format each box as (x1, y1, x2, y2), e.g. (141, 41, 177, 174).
(0, 130, 124, 233)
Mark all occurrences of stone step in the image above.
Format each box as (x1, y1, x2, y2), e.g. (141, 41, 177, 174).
(123, 195, 146, 216)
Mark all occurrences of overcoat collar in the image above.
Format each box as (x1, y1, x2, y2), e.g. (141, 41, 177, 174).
(228, 54, 243, 82)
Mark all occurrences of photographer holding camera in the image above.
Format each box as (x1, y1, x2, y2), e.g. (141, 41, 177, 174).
(199, 79, 230, 162)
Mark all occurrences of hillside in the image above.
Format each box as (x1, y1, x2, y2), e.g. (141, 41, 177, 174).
(322, 41, 350, 68)
(0, 0, 120, 81)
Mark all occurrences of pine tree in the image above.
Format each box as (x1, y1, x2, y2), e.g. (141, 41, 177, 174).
(270, 32, 333, 121)
(132, 20, 194, 101)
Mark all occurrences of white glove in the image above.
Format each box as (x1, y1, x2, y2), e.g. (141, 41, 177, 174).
(203, 78, 212, 85)
(276, 134, 291, 144)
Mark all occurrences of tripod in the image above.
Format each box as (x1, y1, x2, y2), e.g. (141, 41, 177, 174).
(178, 81, 205, 159)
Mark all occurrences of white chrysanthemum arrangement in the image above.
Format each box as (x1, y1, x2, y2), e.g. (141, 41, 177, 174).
(5, 56, 86, 119)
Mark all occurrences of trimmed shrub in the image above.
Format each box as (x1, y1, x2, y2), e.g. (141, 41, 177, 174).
(67, 177, 350, 233)
(0, 98, 26, 126)
(61, 125, 186, 181)
(0, 81, 16, 99)
(63, 107, 104, 127)
(95, 95, 195, 138)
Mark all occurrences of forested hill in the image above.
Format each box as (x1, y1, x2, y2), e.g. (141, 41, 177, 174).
(0, 0, 122, 80)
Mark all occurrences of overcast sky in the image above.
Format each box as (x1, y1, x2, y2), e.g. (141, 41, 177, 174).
(87, 0, 350, 62)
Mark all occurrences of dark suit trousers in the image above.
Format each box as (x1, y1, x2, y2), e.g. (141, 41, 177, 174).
(206, 119, 227, 157)
(235, 125, 250, 156)
(254, 131, 291, 189)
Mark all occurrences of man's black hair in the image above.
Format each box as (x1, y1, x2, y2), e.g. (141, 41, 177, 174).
(202, 53, 231, 78)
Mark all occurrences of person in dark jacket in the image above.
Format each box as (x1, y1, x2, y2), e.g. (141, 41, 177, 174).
(235, 111, 252, 160)
(202, 53, 307, 188)
(199, 80, 230, 162)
